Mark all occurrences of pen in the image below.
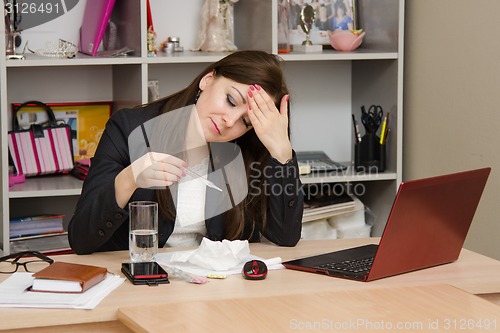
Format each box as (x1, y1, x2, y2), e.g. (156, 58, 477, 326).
(384, 127, 391, 144)
(352, 114, 362, 144)
(379, 112, 390, 144)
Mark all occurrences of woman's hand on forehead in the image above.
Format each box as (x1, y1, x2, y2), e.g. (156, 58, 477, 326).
(246, 85, 292, 163)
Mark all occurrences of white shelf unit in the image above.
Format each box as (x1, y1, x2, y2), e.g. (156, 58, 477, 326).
(0, 0, 404, 254)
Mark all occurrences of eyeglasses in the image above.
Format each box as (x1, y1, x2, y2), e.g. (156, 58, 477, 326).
(0, 251, 54, 274)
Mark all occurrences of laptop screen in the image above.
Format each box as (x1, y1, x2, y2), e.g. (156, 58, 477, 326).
(367, 167, 491, 281)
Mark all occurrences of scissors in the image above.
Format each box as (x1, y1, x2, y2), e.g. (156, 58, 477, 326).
(361, 105, 383, 133)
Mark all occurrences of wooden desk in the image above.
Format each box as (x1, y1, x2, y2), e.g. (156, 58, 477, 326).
(1, 238, 500, 332)
(118, 284, 500, 333)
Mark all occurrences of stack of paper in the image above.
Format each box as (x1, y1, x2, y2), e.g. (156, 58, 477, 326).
(0, 272, 124, 309)
(301, 196, 367, 240)
(302, 194, 356, 222)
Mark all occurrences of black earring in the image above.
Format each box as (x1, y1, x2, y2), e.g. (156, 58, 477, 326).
(194, 89, 201, 103)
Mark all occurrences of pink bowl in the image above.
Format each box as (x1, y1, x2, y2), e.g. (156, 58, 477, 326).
(328, 30, 366, 51)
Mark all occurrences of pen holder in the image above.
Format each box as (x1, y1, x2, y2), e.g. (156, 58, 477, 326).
(354, 133, 386, 172)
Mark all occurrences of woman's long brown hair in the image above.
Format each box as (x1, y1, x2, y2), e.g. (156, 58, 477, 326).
(152, 50, 290, 240)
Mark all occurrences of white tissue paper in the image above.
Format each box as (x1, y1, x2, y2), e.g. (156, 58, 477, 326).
(171, 238, 250, 271)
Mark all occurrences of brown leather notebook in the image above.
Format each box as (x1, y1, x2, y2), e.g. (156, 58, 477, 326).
(31, 261, 107, 293)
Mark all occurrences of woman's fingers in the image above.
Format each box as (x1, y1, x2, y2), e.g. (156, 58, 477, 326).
(150, 152, 186, 179)
(247, 85, 289, 130)
(279, 94, 290, 117)
(246, 85, 292, 161)
(133, 152, 187, 188)
(247, 84, 279, 121)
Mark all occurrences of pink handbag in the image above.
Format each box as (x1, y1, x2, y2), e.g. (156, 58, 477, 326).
(8, 101, 74, 177)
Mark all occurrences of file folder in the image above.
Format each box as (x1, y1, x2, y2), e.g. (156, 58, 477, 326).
(79, 0, 116, 56)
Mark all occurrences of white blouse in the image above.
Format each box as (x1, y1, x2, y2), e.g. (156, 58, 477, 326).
(164, 158, 209, 248)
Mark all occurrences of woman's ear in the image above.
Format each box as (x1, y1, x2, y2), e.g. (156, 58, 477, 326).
(199, 71, 215, 90)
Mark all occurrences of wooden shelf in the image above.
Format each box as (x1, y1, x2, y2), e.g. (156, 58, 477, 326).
(6, 49, 399, 68)
(280, 49, 399, 61)
(7, 170, 398, 199)
(9, 175, 83, 198)
(300, 171, 398, 185)
(5, 53, 143, 67)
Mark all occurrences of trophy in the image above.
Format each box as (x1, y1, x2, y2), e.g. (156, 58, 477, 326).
(299, 4, 315, 46)
(295, 4, 322, 53)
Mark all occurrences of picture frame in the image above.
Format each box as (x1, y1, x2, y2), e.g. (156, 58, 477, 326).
(289, 0, 358, 46)
(12, 102, 113, 161)
(278, 0, 292, 53)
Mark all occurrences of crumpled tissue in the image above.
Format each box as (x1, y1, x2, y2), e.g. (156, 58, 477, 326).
(170, 238, 250, 271)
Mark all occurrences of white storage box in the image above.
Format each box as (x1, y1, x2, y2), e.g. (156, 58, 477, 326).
(336, 223, 372, 239)
(301, 218, 338, 240)
(327, 196, 366, 231)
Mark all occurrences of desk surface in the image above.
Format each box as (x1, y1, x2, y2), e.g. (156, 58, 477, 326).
(1, 238, 500, 332)
(118, 284, 500, 333)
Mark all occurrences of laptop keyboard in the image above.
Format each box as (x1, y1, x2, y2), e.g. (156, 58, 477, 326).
(317, 257, 374, 274)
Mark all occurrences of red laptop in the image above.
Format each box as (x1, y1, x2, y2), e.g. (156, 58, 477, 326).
(283, 168, 491, 281)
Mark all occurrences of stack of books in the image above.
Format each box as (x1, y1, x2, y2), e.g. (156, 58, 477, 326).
(302, 193, 356, 223)
(9, 214, 71, 254)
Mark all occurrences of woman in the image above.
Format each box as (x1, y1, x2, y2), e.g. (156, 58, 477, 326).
(68, 50, 303, 254)
(332, 0, 353, 31)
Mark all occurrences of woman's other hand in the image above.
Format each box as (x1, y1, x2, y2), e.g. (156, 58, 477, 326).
(247, 84, 292, 164)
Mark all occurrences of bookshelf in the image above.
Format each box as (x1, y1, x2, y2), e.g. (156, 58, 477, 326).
(0, 0, 405, 254)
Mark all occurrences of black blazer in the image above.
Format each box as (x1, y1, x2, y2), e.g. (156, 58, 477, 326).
(68, 104, 303, 254)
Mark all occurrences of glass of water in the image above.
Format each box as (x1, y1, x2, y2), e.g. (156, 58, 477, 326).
(129, 201, 158, 262)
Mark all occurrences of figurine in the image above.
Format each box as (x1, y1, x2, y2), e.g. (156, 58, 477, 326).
(194, 0, 239, 52)
(147, 25, 157, 57)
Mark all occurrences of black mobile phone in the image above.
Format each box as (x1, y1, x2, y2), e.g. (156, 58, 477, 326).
(121, 262, 169, 286)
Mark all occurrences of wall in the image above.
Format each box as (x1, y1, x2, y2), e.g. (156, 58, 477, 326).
(404, 0, 500, 259)
(16, 0, 85, 52)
